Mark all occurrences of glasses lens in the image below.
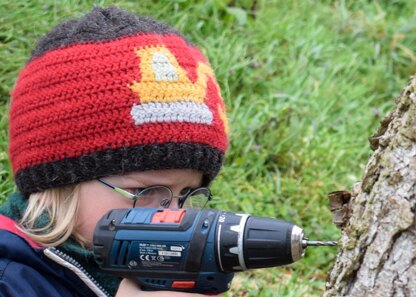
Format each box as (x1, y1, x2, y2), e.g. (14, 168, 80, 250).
(134, 186, 172, 208)
(181, 188, 211, 209)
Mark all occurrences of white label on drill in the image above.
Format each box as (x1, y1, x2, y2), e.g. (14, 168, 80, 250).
(133, 242, 186, 270)
(158, 251, 181, 257)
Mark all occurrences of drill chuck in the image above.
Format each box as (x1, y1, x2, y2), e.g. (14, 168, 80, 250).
(215, 212, 306, 272)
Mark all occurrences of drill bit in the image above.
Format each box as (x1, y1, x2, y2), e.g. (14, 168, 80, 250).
(302, 240, 338, 247)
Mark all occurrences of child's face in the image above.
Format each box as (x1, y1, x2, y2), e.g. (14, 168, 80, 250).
(76, 169, 203, 246)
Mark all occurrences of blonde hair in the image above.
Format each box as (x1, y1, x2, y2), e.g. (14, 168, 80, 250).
(19, 184, 88, 247)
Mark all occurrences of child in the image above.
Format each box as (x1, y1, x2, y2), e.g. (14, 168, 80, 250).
(0, 6, 228, 297)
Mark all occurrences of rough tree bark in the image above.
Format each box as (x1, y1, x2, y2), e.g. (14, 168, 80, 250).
(324, 77, 416, 297)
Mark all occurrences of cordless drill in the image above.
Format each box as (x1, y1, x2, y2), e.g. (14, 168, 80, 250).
(93, 208, 336, 294)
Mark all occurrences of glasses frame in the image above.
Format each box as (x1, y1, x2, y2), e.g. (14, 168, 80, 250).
(97, 178, 212, 209)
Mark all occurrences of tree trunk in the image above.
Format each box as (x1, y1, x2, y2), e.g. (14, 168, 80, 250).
(324, 77, 416, 297)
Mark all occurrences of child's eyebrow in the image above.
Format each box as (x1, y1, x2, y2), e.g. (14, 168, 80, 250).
(108, 175, 146, 187)
(117, 175, 170, 188)
(115, 171, 204, 189)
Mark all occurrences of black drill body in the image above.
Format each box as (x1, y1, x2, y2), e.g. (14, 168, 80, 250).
(93, 208, 312, 294)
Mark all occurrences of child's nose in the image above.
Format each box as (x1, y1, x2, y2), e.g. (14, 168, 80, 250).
(169, 199, 179, 209)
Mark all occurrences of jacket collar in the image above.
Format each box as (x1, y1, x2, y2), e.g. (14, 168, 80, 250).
(0, 192, 120, 296)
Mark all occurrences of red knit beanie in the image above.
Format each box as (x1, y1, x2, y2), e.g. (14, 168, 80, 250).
(9, 7, 229, 195)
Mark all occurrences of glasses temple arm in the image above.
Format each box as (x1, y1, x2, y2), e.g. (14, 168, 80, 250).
(97, 178, 138, 200)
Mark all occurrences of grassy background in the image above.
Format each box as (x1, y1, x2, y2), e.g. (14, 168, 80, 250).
(1, 0, 416, 296)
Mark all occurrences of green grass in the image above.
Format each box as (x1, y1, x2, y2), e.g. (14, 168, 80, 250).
(1, 0, 416, 296)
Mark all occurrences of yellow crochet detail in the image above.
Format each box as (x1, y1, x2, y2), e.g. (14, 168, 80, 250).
(128, 46, 219, 104)
(218, 103, 229, 136)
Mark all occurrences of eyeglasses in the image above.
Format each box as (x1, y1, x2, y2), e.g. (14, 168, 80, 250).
(97, 178, 212, 209)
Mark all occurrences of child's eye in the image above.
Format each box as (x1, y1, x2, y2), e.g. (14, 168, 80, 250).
(180, 187, 192, 196)
(132, 186, 172, 200)
(128, 188, 146, 196)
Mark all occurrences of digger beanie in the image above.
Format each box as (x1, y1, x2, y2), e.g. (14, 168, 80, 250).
(9, 6, 229, 196)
